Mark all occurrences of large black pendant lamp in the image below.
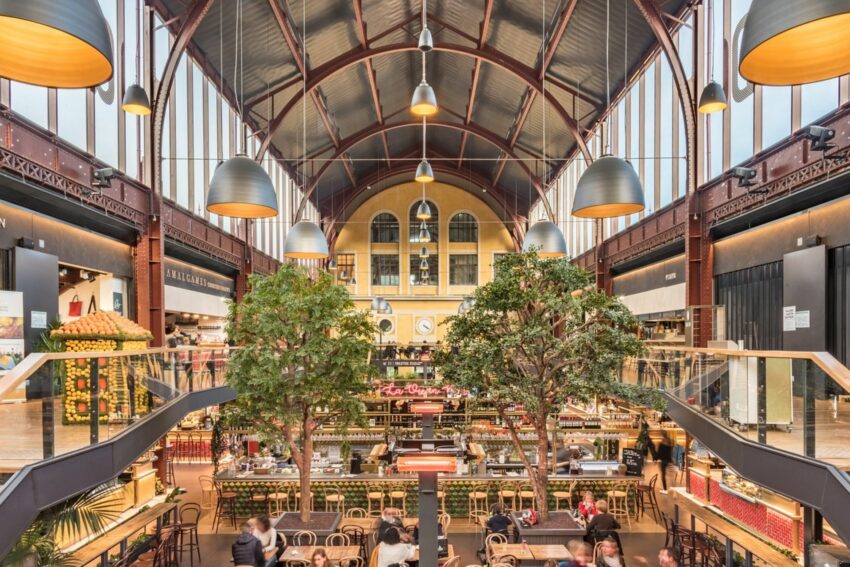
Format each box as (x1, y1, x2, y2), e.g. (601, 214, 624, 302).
(122, 84, 151, 116)
(740, 0, 850, 85)
(572, 0, 644, 219)
(207, 154, 278, 218)
(0, 0, 113, 88)
(522, 221, 567, 257)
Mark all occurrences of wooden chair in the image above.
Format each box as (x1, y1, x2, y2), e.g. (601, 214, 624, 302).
(497, 481, 517, 512)
(388, 482, 408, 516)
(249, 485, 271, 515)
(553, 480, 577, 511)
(592, 541, 604, 562)
(324, 483, 347, 513)
(341, 525, 367, 559)
(293, 487, 315, 511)
(606, 481, 632, 528)
(442, 556, 461, 567)
(326, 532, 351, 546)
(198, 475, 215, 509)
(492, 555, 518, 567)
(293, 530, 317, 545)
(176, 503, 202, 566)
(636, 474, 660, 522)
(213, 484, 237, 533)
(437, 481, 448, 514)
(467, 482, 489, 523)
(283, 560, 310, 567)
(438, 512, 451, 533)
(346, 507, 368, 517)
(485, 533, 508, 565)
(268, 482, 291, 515)
(339, 557, 365, 567)
(366, 483, 385, 516)
(517, 482, 535, 510)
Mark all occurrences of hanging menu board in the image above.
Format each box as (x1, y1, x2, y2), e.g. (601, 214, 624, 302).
(622, 448, 644, 477)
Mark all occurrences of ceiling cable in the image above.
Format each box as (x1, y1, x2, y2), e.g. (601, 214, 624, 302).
(605, 0, 611, 155)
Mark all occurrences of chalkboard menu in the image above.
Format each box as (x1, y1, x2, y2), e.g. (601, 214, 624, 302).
(622, 448, 644, 476)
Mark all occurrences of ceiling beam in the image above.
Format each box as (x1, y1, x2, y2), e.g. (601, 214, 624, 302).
(492, 88, 536, 187)
(540, 0, 578, 81)
(294, 118, 547, 222)
(267, 0, 357, 188)
(458, 0, 494, 170)
(353, 0, 391, 166)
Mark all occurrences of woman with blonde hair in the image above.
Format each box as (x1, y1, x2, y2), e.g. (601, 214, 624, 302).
(311, 547, 335, 567)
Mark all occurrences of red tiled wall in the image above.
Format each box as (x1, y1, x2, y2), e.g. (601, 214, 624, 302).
(689, 471, 707, 500)
(709, 479, 767, 534)
(765, 509, 795, 549)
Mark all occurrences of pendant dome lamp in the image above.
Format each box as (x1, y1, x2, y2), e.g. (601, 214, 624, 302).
(0, 0, 113, 88)
(122, 0, 150, 115)
(415, 118, 435, 183)
(283, 0, 328, 259)
(327, 259, 338, 271)
(419, 258, 429, 271)
(740, 0, 850, 86)
(698, 0, 727, 114)
(418, 0, 433, 52)
(410, 0, 437, 119)
(416, 183, 432, 219)
(522, 0, 567, 259)
(572, 0, 644, 219)
(458, 297, 475, 314)
(207, 154, 278, 218)
(418, 221, 431, 243)
(370, 297, 385, 311)
(419, 246, 429, 258)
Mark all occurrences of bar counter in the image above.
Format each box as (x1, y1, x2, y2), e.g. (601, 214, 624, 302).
(215, 470, 640, 517)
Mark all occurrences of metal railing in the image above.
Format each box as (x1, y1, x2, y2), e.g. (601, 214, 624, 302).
(0, 347, 236, 560)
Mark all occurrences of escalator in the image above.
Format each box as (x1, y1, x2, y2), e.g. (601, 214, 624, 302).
(0, 348, 235, 560)
(639, 347, 850, 545)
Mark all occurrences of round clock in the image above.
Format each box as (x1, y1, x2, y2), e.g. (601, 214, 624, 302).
(416, 318, 434, 335)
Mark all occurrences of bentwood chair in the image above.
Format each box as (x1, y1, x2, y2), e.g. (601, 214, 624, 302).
(606, 481, 632, 528)
(517, 482, 536, 510)
(175, 503, 202, 566)
(467, 482, 489, 523)
(292, 530, 317, 546)
(497, 481, 517, 512)
(366, 483, 385, 516)
(324, 483, 346, 513)
(326, 532, 351, 546)
(553, 480, 577, 511)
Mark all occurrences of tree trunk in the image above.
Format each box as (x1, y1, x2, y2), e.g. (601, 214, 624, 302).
(299, 430, 313, 523)
(534, 422, 550, 520)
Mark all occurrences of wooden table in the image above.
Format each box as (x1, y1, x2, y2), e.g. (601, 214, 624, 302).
(338, 517, 379, 533)
(491, 543, 573, 562)
(281, 545, 362, 562)
(67, 502, 177, 566)
(410, 544, 455, 563)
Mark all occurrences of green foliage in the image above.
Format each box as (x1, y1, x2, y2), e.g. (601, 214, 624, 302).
(225, 264, 376, 519)
(3, 482, 123, 566)
(434, 252, 652, 515)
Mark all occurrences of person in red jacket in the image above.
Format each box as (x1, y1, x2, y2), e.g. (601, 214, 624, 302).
(578, 491, 598, 519)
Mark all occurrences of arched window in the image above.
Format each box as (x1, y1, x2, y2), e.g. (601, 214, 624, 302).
(449, 213, 478, 242)
(409, 200, 439, 243)
(371, 213, 399, 243)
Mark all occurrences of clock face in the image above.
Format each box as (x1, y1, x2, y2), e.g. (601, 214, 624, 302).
(416, 318, 434, 335)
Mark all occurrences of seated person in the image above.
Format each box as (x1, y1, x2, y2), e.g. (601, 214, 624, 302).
(486, 505, 512, 535)
(377, 507, 405, 544)
(377, 527, 415, 567)
(232, 522, 265, 567)
(411, 517, 445, 544)
(586, 500, 621, 535)
(252, 515, 282, 567)
(596, 536, 626, 567)
(658, 547, 681, 567)
(559, 541, 594, 567)
(578, 491, 598, 519)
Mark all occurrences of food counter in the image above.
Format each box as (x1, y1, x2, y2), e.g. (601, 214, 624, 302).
(215, 470, 642, 517)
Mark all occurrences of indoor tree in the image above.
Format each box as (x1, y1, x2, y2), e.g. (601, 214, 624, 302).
(434, 251, 656, 519)
(225, 264, 376, 522)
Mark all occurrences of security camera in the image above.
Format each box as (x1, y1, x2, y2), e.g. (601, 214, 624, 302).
(91, 167, 117, 190)
(804, 125, 836, 152)
(733, 167, 757, 187)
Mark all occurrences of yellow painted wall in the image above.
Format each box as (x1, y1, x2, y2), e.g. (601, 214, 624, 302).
(334, 181, 514, 345)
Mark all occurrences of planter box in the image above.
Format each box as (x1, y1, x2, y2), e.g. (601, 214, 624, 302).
(274, 512, 341, 542)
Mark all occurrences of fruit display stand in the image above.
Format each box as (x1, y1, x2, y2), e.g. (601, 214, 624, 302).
(51, 311, 154, 424)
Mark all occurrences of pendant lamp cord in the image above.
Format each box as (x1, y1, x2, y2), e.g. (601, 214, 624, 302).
(708, 0, 715, 79)
(541, 0, 547, 188)
(135, 0, 141, 83)
(422, 116, 427, 160)
(422, 0, 427, 30)
(605, 0, 611, 155)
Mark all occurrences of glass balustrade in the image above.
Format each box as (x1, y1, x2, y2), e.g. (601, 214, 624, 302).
(0, 347, 231, 478)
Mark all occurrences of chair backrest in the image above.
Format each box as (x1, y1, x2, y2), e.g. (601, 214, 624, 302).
(367, 482, 385, 494)
(198, 475, 214, 491)
(339, 556, 365, 567)
(485, 533, 508, 563)
(492, 555, 518, 566)
(648, 473, 659, 490)
(442, 556, 461, 567)
(324, 483, 342, 496)
(593, 541, 604, 561)
(293, 530, 317, 545)
(341, 524, 365, 543)
(346, 507, 368, 517)
(326, 532, 350, 546)
(283, 560, 310, 567)
(180, 503, 202, 525)
(438, 512, 451, 532)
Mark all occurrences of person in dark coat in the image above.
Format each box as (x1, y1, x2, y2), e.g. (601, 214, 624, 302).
(651, 435, 674, 492)
(232, 522, 265, 567)
(586, 500, 621, 533)
(376, 508, 406, 544)
(485, 505, 512, 535)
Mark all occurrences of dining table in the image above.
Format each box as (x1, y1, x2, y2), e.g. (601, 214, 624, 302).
(491, 543, 573, 562)
(280, 545, 362, 563)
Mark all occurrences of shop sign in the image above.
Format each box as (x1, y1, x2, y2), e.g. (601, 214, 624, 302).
(113, 292, 124, 315)
(378, 382, 469, 398)
(164, 259, 234, 297)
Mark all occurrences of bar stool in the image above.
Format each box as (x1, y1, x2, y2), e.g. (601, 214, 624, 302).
(324, 483, 346, 513)
(249, 486, 271, 515)
(176, 503, 202, 566)
(198, 475, 215, 509)
(187, 432, 202, 463)
(268, 482, 290, 515)
(213, 484, 238, 533)
(366, 483, 385, 516)
(553, 480, 577, 511)
(165, 444, 176, 486)
(517, 482, 536, 510)
(606, 481, 631, 528)
(497, 481, 517, 513)
(388, 482, 408, 517)
(636, 474, 660, 522)
(467, 482, 489, 523)
(171, 432, 184, 462)
(293, 486, 314, 511)
(437, 482, 448, 514)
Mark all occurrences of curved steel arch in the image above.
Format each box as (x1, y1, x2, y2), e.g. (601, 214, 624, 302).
(295, 119, 548, 222)
(254, 42, 593, 183)
(325, 160, 523, 249)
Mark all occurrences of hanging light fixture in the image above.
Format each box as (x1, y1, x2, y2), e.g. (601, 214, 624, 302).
(418, 0, 433, 52)
(327, 258, 338, 271)
(416, 183, 432, 219)
(739, 0, 850, 86)
(419, 258, 429, 271)
(371, 297, 385, 311)
(572, 0, 644, 219)
(522, 221, 568, 257)
(418, 221, 431, 243)
(410, 4, 437, 120)
(415, 117, 435, 183)
(378, 299, 392, 315)
(122, 1, 150, 116)
(419, 246, 429, 258)
(0, 1, 113, 88)
(283, 0, 328, 258)
(698, 0, 727, 114)
(207, 154, 278, 218)
(458, 297, 476, 314)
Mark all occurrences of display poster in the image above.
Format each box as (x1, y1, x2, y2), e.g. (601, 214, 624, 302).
(794, 310, 810, 329)
(31, 311, 47, 329)
(783, 306, 796, 332)
(0, 291, 25, 378)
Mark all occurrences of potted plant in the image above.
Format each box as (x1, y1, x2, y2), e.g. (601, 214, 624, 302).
(225, 264, 375, 524)
(435, 252, 660, 520)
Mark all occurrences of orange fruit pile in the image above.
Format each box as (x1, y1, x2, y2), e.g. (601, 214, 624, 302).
(52, 311, 153, 340)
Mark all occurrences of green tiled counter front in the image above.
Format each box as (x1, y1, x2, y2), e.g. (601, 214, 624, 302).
(215, 472, 639, 518)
